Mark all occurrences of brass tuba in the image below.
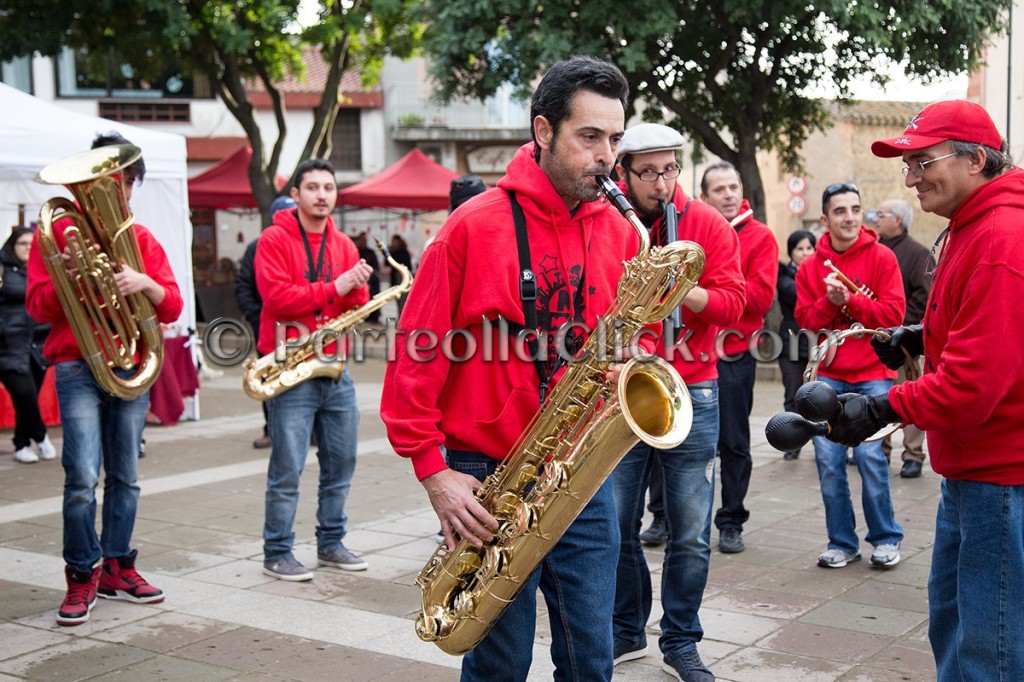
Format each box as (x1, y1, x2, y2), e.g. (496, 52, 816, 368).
(242, 239, 413, 400)
(414, 176, 706, 655)
(36, 144, 164, 400)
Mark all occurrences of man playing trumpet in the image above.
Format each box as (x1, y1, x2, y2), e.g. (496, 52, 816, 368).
(794, 181, 905, 569)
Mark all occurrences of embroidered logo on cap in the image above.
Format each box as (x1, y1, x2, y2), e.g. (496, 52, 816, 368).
(894, 137, 912, 146)
(906, 113, 922, 131)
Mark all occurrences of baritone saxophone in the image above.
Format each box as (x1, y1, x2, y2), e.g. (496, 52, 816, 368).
(242, 239, 412, 400)
(414, 176, 706, 655)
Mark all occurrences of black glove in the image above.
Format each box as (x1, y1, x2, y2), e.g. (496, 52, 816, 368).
(826, 393, 899, 447)
(871, 324, 924, 370)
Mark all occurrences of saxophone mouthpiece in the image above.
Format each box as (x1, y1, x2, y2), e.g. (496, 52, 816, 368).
(596, 176, 634, 216)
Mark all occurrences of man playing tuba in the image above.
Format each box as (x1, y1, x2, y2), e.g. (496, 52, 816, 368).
(27, 132, 183, 626)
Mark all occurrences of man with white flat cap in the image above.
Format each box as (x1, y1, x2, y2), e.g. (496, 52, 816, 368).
(610, 122, 744, 682)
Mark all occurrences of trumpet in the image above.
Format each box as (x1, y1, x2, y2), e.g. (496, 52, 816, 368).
(823, 259, 876, 299)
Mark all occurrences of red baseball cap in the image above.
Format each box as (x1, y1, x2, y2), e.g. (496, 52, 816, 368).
(871, 100, 1002, 158)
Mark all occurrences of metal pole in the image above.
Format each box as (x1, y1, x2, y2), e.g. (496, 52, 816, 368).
(1007, 1, 1014, 150)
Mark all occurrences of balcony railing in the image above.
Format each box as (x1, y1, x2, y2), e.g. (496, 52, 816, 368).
(387, 82, 529, 129)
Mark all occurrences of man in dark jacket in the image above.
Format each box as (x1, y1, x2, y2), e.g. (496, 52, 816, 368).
(871, 199, 930, 477)
(236, 195, 296, 449)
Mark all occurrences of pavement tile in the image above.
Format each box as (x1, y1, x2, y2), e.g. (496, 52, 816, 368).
(83, 653, 239, 681)
(799, 600, 927, 638)
(703, 586, 822, 619)
(0, 580, 64, 621)
(89, 612, 241, 652)
(840, 580, 929, 614)
(713, 646, 851, 682)
(0, 622, 71, 662)
(0, 637, 155, 681)
(255, 642, 432, 682)
(170, 626, 322, 672)
(700, 607, 786, 646)
(324, 580, 422, 619)
(757, 620, 891, 664)
(143, 549, 237, 577)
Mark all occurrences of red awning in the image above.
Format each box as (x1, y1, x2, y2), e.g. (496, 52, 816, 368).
(337, 148, 460, 211)
(188, 146, 286, 209)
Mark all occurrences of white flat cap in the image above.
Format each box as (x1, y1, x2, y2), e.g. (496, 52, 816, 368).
(618, 123, 685, 157)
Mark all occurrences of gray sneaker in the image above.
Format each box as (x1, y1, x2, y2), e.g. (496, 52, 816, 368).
(817, 548, 861, 568)
(870, 543, 901, 568)
(318, 545, 368, 572)
(263, 556, 313, 581)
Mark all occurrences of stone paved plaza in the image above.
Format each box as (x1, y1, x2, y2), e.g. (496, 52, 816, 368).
(0, 352, 939, 681)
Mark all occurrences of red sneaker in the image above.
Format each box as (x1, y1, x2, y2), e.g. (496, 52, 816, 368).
(57, 565, 100, 626)
(97, 550, 165, 604)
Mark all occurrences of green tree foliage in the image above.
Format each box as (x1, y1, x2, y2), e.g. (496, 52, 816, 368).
(422, 0, 1011, 220)
(0, 0, 422, 223)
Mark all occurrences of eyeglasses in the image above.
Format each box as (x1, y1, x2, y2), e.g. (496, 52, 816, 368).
(923, 226, 951, 277)
(15, 240, 32, 247)
(624, 165, 682, 183)
(822, 182, 859, 210)
(902, 152, 958, 178)
(872, 211, 895, 219)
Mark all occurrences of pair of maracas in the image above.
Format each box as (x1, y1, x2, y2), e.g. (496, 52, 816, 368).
(764, 382, 846, 452)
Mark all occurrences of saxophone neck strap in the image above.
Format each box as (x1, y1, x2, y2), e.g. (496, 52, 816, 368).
(507, 190, 548, 404)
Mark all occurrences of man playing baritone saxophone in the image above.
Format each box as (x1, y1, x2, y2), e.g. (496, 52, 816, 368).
(26, 132, 184, 626)
(610, 123, 744, 682)
(794, 182, 905, 570)
(254, 158, 373, 581)
(381, 57, 645, 680)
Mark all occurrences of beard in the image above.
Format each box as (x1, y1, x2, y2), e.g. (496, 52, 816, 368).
(545, 137, 612, 204)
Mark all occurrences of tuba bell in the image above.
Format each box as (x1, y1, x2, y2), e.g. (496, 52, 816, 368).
(36, 144, 164, 400)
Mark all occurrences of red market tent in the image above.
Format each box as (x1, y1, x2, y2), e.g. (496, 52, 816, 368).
(337, 148, 460, 211)
(188, 146, 287, 209)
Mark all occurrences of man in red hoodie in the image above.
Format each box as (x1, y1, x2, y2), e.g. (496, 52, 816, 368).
(381, 56, 639, 680)
(27, 133, 184, 626)
(254, 158, 373, 581)
(795, 182, 905, 571)
(828, 100, 1024, 682)
(700, 162, 778, 554)
(610, 124, 744, 681)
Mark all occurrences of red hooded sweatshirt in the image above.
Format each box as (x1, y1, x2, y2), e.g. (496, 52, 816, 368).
(718, 200, 778, 358)
(254, 209, 369, 356)
(795, 226, 905, 382)
(889, 167, 1024, 485)
(381, 143, 645, 481)
(27, 224, 183, 364)
(621, 183, 745, 383)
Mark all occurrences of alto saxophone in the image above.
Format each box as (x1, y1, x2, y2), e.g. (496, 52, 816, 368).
(414, 177, 706, 655)
(242, 239, 412, 400)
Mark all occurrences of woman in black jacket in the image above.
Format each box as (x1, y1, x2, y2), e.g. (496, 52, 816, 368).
(0, 228, 55, 463)
(777, 230, 816, 460)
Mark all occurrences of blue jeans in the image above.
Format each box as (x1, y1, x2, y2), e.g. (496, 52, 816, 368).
(264, 373, 359, 560)
(929, 479, 1024, 682)
(56, 360, 149, 572)
(612, 382, 718, 659)
(448, 449, 618, 682)
(811, 377, 902, 553)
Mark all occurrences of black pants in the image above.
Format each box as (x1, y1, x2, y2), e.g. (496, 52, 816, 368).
(0, 364, 47, 449)
(778, 355, 808, 413)
(715, 352, 756, 531)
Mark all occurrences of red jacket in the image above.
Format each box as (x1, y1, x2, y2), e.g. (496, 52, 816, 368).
(795, 227, 904, 382)
(254, 209, 368, 355)
(381, 143, 645, 481)
(27, 224, 183, 364)
(719, 200, 778, 357)
(630, 184, 745, 383)
(890, 167, 1024, 485)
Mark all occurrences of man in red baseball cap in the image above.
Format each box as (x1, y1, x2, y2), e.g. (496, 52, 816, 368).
(827, 100, 1024, 682)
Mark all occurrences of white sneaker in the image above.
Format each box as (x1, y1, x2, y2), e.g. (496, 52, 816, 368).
(870, 543, 901, 568)
(36, 435, 57, 461)
(14, 446, 39, 463)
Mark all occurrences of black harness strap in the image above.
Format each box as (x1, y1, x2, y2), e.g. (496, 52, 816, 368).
(507, 190, 548, 404)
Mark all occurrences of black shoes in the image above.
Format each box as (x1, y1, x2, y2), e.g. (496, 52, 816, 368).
(783, 449, 800, 460)
(900, 460, 923, 478)
(640, 516, 668, 547)
(718, 528, 744, 553)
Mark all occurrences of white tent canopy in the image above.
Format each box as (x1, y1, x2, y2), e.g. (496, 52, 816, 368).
(0, 82, 195, 335)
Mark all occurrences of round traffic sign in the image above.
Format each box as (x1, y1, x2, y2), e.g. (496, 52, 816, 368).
(787, 175, 807, 194)
(787, 194, 807, 216)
